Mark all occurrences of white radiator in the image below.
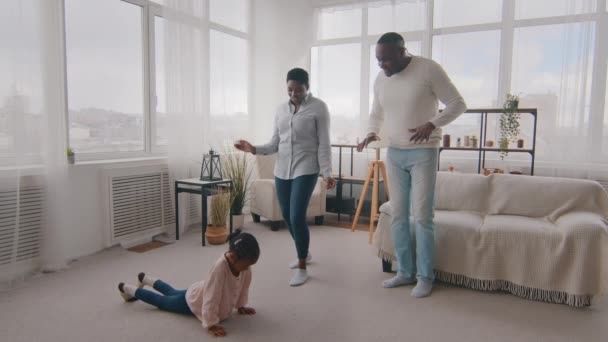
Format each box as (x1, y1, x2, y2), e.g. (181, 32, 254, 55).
(0, 176, 44, 275)
(103, 165, 174, 247)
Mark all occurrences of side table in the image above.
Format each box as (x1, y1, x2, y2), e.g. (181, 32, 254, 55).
(175, 178, 233, 246)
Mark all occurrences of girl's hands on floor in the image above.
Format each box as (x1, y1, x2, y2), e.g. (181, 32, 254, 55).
(238, 307, 256, 315)
(208, 325, 226, 337)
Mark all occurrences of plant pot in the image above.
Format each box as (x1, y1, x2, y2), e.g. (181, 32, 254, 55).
(230, 214, 245, 230)
(206, 225, 227, 245)
(67, 154, 75, 164)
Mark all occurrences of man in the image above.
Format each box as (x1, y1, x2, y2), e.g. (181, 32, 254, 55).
(357, 32, 466, 298)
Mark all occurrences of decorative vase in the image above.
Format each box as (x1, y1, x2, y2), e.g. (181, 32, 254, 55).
(205, 225, 227, 245)
(485, 140, 494, 147)
(464, 136, 470, 147)
(67, 154, 75, 164)
(229, 214, 245, 230)
(517, 139, 524, 148)
(442, 134, 451, 148)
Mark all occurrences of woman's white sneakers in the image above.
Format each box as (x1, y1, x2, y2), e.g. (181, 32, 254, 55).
(288, 253, 312, 286)
(289, 252, 312, 269)
(289, 268, 309, 286)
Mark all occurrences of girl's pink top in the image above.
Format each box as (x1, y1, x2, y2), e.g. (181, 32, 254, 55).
(185, 254, 252, 328)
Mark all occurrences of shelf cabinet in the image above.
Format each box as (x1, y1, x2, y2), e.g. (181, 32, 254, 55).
(439, 108, 538, 175)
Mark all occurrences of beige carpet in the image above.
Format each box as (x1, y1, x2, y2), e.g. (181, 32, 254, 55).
(1, 221, 607, 342)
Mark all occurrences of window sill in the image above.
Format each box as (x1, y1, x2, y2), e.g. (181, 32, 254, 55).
(73, 156, 168, 166)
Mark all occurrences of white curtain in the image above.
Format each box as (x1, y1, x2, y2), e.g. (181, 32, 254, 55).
(1, 0, 71, 286)
(162, 1, 210, 236)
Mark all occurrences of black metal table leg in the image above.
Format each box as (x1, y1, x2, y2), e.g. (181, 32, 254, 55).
(201, 187, 207, 246)
(175, 182, 179, 240)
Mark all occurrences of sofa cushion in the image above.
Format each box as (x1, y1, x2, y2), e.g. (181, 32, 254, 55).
(434, 172, 490, 213)
(375, 209, 484, 263)
(434, 210, 485, 273)
(475, 214, 604, 295)
(487, 174, 608, 221)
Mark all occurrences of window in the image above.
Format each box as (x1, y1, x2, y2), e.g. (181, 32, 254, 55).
(65, 0, 144, 153)
(210, 0, 249, 32)
(434, 0, 502, 28)
(317, 5, 362, 40)
(0, 0, 46, 162)
(154, 16, 167, 147)
(515, 0, 596, 20)
(602, 57, 608, 156)
(62, 0, 251, 159)
(209, 30, 249, 142)
(367, 0, 426, 35)
(311, 44, 361, 144)
(313, 0, 608, 168)
(150, 0, 205, 18)
(512, 22, 595, 161)
(432, 31, 501, 108)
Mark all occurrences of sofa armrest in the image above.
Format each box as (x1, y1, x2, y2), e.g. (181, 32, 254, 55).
(251, 179, 282, 221)
(555, 211, 608, 294)
(311, 178, 327, 215)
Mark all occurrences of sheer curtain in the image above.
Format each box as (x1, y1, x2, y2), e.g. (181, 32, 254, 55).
(512, 2, 596, 166)
(1, 0, 71, 286)
(162, 1, 210, 236)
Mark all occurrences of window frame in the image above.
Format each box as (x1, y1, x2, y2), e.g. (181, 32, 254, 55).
(312, 0, 608, 162)
(63, 0, 252, 162)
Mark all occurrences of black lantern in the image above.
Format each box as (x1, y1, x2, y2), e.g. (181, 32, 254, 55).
(200, 149, 223, 181)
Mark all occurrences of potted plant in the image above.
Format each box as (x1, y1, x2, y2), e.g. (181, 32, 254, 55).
(222, 147, 253, 229)
(499, 93, 521, 160)
(206, 192, 230, 245)
(67, 147, 75, 164)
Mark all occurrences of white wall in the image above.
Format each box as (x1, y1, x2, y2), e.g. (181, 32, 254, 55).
(251, 0, 315, 143)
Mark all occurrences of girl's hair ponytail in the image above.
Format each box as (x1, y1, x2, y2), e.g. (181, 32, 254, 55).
(227, 229, 260, 262)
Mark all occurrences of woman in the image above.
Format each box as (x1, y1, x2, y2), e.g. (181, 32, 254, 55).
(235, 68, 335, 287)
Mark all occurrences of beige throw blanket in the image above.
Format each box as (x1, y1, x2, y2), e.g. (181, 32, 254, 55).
(373, 173, 608, 307)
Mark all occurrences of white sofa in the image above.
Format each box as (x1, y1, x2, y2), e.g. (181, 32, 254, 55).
(374, 172, 608, 306)
(250, 155, 327, 231)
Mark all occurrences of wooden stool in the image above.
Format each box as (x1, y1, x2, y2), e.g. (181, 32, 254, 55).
(351, 149, 390, 243)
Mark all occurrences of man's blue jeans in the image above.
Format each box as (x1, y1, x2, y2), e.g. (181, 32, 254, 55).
(386, 147, 438, 282)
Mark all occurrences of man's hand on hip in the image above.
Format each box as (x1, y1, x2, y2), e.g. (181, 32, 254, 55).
(408, 122, 436, 143)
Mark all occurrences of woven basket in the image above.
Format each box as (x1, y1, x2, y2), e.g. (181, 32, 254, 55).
(206, 225, 228, 245)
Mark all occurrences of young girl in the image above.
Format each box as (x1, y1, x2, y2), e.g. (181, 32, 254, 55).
(117, 229, 260, 337)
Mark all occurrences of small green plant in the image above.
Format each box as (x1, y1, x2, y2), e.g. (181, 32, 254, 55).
(209, 192, 230, 227)
(499, 93, 520, 159)
(66, 148, 74, 156)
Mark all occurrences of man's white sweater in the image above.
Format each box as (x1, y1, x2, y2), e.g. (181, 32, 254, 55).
(367, 56, 467, 149)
